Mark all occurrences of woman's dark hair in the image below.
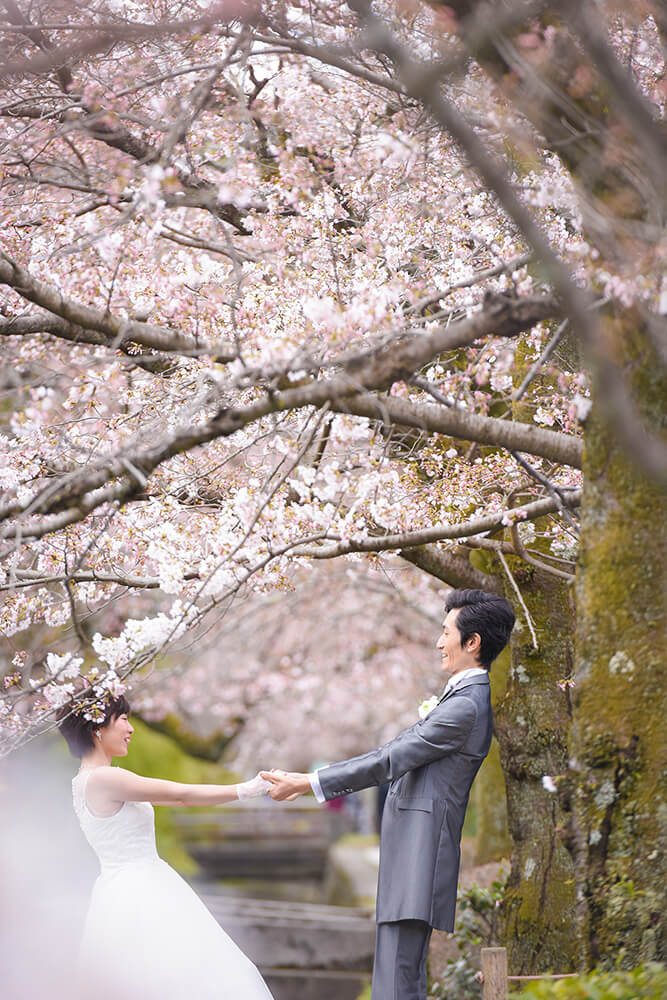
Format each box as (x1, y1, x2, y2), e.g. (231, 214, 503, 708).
(57, 692, 131, 759)
(444, 589, 516, 669)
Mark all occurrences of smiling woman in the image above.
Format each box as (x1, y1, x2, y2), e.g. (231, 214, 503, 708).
(58, 692, 132, 760)
(56, 692, 275, 1000)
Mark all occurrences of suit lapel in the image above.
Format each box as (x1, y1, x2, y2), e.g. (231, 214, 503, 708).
(437, 673, 489, 706)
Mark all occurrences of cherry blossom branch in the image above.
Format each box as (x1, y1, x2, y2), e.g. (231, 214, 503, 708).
(0, 311, 179, 373)
(0, 379, 581, 539)
(509, 521, 575, 583)
(0, 2, 255, 79)
(512, 319, 569, 402)
(407, 253, 534, 316)
(296, 1, 666, 482)
(509, 450, 580, 532)
(290, 491, 581, 560)
(337, 393, 582, 468)
(0, 295, 577, 536)
(2, 486, 581, 592)
(0, 253, 238, 359)
(0, 567, 200, 592)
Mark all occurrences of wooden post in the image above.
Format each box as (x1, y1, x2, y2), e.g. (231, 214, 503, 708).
(482, 947, 508, 1000)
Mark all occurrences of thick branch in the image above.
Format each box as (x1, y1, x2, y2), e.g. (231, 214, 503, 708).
(400, 545, 501, 592)
(337, 393, 582, 468)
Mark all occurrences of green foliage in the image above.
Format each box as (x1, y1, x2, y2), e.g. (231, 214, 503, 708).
(509, 964, 667, 1000)
(355, 982, 372, 1000)
(121, 718, 238, 872)
(428, 875, 507, 1000)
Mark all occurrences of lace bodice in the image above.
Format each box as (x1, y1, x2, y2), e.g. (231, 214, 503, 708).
(72, 770, 159, 870)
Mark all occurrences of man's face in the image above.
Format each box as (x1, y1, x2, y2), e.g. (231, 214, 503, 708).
(436, 608, 478, 676)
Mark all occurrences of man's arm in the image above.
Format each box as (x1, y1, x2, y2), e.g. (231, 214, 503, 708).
(262, 695, 478, 802)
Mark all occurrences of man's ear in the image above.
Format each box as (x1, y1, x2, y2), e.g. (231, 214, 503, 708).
(467, 632, 482, 654)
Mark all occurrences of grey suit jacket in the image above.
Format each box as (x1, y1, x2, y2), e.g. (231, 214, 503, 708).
(317, 673, 492, 931)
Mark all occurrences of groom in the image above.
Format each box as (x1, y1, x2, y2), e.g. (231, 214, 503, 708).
(262, 588, 515, 1000)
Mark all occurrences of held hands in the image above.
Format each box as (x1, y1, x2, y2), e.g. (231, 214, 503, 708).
(260, 769, 311, 801)
(236, 773, 273, 800)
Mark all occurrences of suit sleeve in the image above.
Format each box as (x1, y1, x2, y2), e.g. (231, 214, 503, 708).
(317, 695, 478, 801)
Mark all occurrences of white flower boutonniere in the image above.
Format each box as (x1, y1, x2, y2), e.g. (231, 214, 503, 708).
(418, 695, 439, 720)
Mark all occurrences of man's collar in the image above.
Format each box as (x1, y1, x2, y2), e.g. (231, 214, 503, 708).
(439, 666, 489, 703)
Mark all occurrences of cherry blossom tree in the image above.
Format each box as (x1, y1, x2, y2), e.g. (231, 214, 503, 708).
(0, 0, 664, 971)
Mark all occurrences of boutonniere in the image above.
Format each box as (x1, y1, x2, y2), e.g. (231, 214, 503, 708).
(418, 695, 439, 720)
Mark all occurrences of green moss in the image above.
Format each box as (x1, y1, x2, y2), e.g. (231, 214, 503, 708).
(138, 712, 237, 761)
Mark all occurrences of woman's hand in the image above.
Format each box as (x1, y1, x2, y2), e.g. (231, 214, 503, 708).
(236, 773, 272, 800)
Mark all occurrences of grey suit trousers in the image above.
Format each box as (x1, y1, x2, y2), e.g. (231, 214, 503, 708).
(371, 920, 432, 1000)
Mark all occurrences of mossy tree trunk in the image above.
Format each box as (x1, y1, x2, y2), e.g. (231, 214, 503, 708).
(491, 330, 577, 971)
(567, 318, 666, 968)
(494, 563, 577, 972)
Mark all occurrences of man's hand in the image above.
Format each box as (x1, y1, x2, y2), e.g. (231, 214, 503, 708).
(260, 769, 311, 801)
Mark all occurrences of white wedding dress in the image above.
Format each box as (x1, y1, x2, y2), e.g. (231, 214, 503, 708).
(72, 770, 274, 1000)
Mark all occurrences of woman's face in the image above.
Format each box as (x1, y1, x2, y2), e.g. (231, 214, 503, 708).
(100, 713, 134, 757)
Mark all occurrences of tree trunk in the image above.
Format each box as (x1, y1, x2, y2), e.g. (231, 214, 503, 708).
(567, 318, 666, 968)
(492, 330, 577, 971)
(494, 564, 577, 972)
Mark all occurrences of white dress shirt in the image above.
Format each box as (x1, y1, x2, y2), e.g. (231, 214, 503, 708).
(441, 665, 488, 695)
(309, 666, 488, 802)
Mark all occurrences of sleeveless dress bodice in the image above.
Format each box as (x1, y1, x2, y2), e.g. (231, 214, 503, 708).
(70, 768, 273, 1000)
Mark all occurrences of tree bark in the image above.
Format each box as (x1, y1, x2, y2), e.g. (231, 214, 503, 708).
(494, 563, 576, 972)
(567, 317, 667, 967)
(493, 332, 577, 972)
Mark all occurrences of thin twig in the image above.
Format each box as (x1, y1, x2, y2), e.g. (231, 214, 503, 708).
(497, 550, 539, 649)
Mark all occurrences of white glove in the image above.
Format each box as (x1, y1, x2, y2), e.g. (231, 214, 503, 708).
(236, 773, 272, 800)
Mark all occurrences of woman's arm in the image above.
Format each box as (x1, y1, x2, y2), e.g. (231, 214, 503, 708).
(86, 766, 265, 814)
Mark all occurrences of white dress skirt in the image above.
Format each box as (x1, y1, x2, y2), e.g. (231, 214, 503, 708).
(71, 770, 274, 1000)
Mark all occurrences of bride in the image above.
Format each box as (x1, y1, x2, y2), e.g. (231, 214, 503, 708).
(58, 691, 274, 1000)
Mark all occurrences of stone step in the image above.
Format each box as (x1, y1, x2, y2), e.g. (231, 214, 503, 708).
(199, 890, 375, 973)
(173, 801, 350, 880)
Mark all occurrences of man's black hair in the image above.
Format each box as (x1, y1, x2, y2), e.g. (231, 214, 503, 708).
(443, 589, 515, 669)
